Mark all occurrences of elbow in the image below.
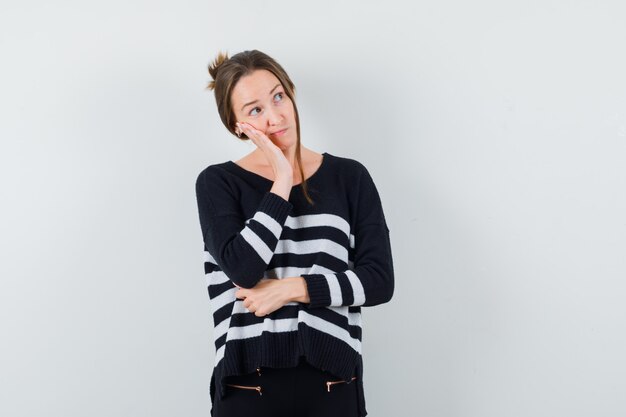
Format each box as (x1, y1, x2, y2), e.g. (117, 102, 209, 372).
(216, 249, 263, 288)
(223, 269, 262, 289)
(231, 277, 260, 289)
(379, 267, 395, 304)
(383, 280, 395, 303)
(363, 273, 394, 307)
(376, 280, 394, 305)
(383, 265, 395, 303)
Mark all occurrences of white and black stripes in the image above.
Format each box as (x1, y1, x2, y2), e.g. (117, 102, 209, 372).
(301, 222, 394, 308)
(195, 152, 394, 417)
(202, 209, 363, 368)
(318, 270, 367, 306)
(196, 187, 294, 289)
(239, 211, 283, 264)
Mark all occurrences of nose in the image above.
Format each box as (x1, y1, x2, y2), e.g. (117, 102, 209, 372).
(264, 107, 282, 128)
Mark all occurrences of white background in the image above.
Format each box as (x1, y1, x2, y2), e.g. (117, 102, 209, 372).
(1, 1, 625, 416)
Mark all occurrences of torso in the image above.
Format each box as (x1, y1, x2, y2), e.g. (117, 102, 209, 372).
(234, 149, 324, 186)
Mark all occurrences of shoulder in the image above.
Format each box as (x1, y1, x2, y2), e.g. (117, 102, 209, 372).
(325, 153, 370, 179)
(196, 161, 230, 179)
(195, 161, 246, 215)
(326, 153, 377, 190)
(196, 160, 233, 182)
(195, 161, 236, 193)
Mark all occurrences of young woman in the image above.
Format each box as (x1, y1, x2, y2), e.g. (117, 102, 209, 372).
(195, 49, 395, 417)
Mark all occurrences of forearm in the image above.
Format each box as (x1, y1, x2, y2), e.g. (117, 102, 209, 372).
(197, 174, 294, 288)
(300, 223, 395, 308)
(270, 179, 293, 202)
(284, 277, 310, 304)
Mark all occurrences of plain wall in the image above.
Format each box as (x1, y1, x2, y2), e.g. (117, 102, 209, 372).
(1, 1, 625, 416)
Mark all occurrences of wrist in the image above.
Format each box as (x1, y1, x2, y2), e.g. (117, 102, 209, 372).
(270, 182, 292, 202)
(285, 277, 310, 304)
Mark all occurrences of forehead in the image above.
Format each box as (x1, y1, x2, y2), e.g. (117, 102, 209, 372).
(231, 69, 282, 106)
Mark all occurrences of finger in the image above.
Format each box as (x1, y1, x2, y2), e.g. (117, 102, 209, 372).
(240, 123, 269, 143)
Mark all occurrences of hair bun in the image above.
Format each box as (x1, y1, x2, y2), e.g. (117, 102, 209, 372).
(207, 51, 229, 91)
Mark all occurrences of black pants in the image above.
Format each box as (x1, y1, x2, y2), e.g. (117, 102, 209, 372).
(212, 357, 359, 417)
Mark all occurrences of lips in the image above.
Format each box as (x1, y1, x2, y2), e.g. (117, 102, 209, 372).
(270, 128, 287, 136)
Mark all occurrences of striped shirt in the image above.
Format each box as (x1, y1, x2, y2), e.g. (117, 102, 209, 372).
(194, 151, 394, 416)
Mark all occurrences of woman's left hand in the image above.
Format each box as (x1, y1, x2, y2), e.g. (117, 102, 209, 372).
(235, 278, 293, 317)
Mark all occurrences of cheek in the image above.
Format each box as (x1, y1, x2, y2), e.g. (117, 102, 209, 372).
(238, 117, 260, 130)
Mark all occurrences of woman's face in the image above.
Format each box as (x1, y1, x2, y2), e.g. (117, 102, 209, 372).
(230, 69, 297, 149)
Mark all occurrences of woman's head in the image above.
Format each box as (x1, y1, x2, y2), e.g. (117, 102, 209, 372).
(231, 68, 297, 151)
(206, 49, 314, 204)
(207, 50, 300, 149)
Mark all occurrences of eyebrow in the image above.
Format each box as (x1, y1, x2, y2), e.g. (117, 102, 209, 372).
(240, 83, 282, 111)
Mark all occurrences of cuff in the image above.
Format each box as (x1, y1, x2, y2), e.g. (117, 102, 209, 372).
(258, 191, 293, 224)
(301, 274, 331, 308)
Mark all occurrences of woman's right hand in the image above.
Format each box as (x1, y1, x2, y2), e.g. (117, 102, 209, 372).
(236, 122, 293, 186)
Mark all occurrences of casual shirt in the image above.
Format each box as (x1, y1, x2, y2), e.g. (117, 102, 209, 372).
(195, 151, 395, 416)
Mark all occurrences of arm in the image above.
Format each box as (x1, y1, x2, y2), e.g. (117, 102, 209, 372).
(300, 165, 395, 308)
(195, 168, 293, 289)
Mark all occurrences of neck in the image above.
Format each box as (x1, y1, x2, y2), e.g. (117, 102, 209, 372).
(255, 145, 309, 168)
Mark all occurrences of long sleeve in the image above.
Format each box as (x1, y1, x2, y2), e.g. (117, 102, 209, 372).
(300, 165, 395, 308)
(195, 168, 293, 288)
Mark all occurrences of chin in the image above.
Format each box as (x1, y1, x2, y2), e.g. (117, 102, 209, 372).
(272, 136, 297, 149)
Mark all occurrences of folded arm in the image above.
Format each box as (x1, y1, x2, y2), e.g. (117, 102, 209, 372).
(195, 168, 293, 288)
(300, 165, 395, 308)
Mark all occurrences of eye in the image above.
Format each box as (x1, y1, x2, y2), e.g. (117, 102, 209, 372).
(248, 92, 284, 116)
